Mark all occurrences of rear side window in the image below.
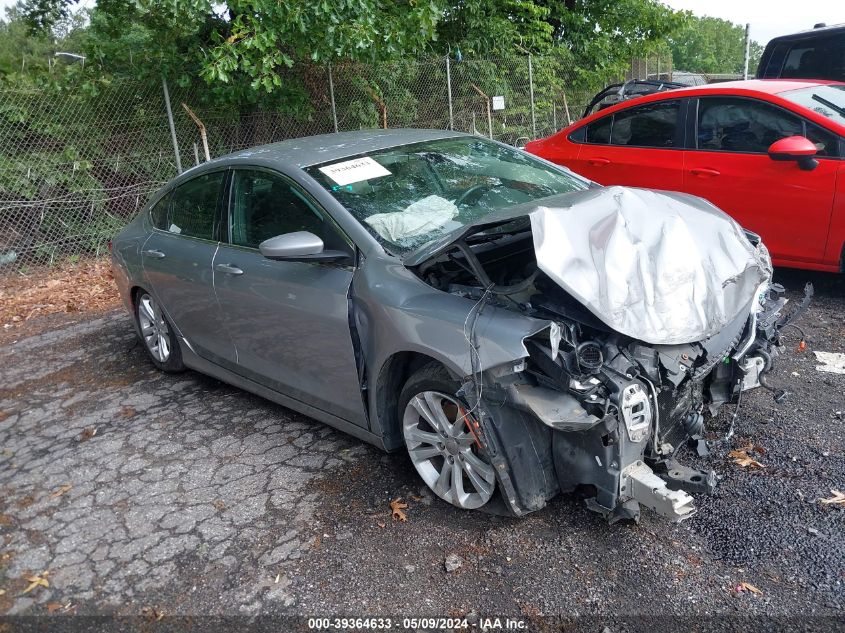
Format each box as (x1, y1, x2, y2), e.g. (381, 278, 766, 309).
(779, 37, 845, 81)
(168, 171, 226, 240)
(609, 101, 680, 148)
(149, 193, 170, 230)
(584, 116, 612, 143)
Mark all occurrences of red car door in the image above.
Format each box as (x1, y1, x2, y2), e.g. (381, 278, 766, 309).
(682, 96, 837, 265)
(561, 99, 686, 191)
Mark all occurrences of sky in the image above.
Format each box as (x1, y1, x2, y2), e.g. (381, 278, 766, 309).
(2, 0, 845, 46)
(661, 0, 845, 45)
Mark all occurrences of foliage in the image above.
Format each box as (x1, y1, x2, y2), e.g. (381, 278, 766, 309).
(668, 13, 764, 75)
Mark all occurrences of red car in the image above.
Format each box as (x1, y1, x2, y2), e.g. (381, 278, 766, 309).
(526, 80, 845, 272)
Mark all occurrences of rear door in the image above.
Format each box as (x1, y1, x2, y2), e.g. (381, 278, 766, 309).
(682, 96, 838, 264)
(571, 98, 686, 190)
(141, 169, 235, 365)
(212, 167, 367, 426)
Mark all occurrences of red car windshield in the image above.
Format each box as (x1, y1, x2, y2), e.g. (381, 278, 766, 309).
(780, 84, 845, 127)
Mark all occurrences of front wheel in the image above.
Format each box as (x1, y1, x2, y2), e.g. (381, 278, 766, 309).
(398, 364, 497, 510)
(135, 290, 184, 373)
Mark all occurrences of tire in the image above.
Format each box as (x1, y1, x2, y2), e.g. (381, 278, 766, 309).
(398, 363, 496, 510)
(134, 290, 185, 373)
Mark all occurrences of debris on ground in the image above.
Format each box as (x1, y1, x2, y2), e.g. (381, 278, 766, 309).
(50, 484, 72, 498)
(141, 606, 165, 621)
(389, 497, 408, 522)
(444, 553, 464, 573)
(733, 581, 763, 596)
(728, 449, 765, 469)
(819, 490, 845, 506)
(0, 258, 118, 339)
(814, 351, 845, 375)
(78, 427, 97, 442)
(21, 572, 49, 594)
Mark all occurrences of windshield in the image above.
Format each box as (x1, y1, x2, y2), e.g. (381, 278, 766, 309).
(781, 84, 845, 127)
(305, 136, 587, 254)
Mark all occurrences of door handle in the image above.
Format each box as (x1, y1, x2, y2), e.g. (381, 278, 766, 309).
(141, 249, 166, 259)
(214, 263, 244, 276)
(588, 158, 611, 166)
(690, 167, 721, 177)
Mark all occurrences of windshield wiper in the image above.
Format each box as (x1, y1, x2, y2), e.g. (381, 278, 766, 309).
(811, 93, 845, 117)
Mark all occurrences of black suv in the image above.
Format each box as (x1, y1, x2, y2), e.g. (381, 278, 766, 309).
(757, 23, 845, 81)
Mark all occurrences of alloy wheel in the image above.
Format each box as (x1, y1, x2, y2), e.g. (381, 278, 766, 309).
(138, 293, 171, 363)
(402, 391, 496, 509)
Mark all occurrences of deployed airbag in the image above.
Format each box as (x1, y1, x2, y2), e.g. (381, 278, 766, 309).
(529, 186, 771, 344)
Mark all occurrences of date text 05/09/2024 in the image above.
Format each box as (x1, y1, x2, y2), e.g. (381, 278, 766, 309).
(306, 617, 529, 630)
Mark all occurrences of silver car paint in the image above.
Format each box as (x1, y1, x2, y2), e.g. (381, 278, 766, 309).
(111, 131, 540, 445)
(111, 129, 794, 522)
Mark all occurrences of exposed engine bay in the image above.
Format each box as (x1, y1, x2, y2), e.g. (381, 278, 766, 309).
(411, 199, 812, 523)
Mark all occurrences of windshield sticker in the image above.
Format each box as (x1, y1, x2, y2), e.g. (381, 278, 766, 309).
(318, 156, 391, 186)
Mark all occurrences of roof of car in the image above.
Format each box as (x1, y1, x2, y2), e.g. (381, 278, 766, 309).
(765, 22, 845, 41)
(213, 128, 468, 169)
(666, 78, 843, 96)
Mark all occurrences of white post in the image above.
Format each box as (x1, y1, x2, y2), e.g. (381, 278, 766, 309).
(446, 56, 454, 130)
(743, 23, 751, 79)
(528, 53, 536, 138)
(328, 63, 339, 133)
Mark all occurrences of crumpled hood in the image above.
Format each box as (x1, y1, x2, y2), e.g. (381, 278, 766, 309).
(528, 186, 772, 344)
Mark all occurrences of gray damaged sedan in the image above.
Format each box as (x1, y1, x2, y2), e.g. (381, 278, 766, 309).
(111, 129, 810, 523)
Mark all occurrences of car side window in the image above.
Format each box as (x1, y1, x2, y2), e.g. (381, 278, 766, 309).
(584, 115, 612, 143)
(610, 100, 680, 148)
(230, 170, 330, 249)
(168, 171, 225, 240)
(149, 193, 170, 230)
(697, 97, 803, 153)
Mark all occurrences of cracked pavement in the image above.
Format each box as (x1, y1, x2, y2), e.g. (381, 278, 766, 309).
(0, 269, 843, 631)
(0, 312, 368, 617)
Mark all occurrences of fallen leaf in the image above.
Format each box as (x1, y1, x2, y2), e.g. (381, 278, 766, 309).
(728, 450, 765, 469)
(390, 497, 408, 522)
(376, 521, 386, 529)
(141, 606, 165, 621)
(46, 602, 63, 613)
(820, 490, 845, 506)
(78, 427, 97, 442)
(22, 573, 49, 594)
(0, 411, 9, 422)
(311, 535, 321, 550)
(739, 581, 763, 595)
(212, 500, 226, 511)
(118, 406, 136, 419)
(65, 301, 78, 313)
(410, 494, 422, 502)
(50, 484, 72, 498)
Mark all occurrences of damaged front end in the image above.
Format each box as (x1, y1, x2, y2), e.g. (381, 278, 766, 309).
(410, 187, 811, 523)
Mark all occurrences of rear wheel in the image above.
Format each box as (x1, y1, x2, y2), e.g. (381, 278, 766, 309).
(398, 364, 496, 510)
(135, 290, 184, 373)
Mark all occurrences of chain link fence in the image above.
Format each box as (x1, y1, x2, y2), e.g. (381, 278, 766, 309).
(0, 53, 670, 270)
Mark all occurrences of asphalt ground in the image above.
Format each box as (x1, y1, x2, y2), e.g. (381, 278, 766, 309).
(0, 268, 842, 633)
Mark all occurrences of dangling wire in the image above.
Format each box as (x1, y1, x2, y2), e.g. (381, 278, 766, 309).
(461, 283, 494, 424)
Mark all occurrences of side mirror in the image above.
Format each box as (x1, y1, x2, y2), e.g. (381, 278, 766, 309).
(258, 231, 351, 263)
(768, 135, 819, 171)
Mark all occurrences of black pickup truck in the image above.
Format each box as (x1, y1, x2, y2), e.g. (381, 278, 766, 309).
(757, 23, 845, 81)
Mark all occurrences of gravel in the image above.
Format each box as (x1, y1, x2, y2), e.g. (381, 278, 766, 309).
(0, 268, 842, 631)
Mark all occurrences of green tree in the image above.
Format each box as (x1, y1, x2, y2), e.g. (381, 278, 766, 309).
(669, 13, 763, 74)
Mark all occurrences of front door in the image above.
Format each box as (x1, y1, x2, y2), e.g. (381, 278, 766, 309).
(212, 167, 367, 426)
(683, 96, 838, 265)
(141, 169, 235, 365)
